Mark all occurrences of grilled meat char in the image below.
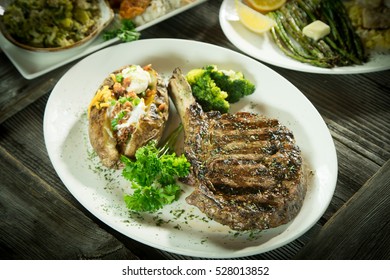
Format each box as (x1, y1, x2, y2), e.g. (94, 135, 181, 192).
(168, 68, 307, 231)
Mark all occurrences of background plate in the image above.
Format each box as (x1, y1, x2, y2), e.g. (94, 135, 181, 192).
(0, 0, 207, 79)
(44, 39, 337, 258)
(219, 0, 390, 74)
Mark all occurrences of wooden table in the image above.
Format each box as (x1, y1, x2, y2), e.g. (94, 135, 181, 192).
(1, 0, 389, 260)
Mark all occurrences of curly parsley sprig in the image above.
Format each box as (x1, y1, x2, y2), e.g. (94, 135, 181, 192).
(121, 124, 190, 212)
(103, 19, 140, 42)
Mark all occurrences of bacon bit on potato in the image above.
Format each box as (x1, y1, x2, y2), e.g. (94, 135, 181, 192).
(123, 77, 131, 88)
(113, 82, 125, 94)
(145, 88, 156, 97)
(124, 101, 133, 109)
(127, 91, 137, 98)
(143, 64, 153, 71)
(158, 103, 167, 112)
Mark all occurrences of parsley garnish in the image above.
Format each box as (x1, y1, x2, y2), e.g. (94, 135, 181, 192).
(121, 125, 190, 212)
(103, 19, 140, 42)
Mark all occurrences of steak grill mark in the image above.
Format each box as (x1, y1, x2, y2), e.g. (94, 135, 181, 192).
(168, 68, 307, 231)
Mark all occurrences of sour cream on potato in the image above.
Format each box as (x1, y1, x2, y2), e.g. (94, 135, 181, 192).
(121, 65, 151, 94)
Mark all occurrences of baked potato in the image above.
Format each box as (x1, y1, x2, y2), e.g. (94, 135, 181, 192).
(88, 64, 169, 168)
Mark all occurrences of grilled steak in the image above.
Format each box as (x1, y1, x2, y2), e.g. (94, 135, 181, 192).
(168, 68, 307, 231)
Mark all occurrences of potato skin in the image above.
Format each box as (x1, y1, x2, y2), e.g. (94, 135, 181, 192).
(123, 75, 169, 157)
(88, 65, 169, 168)
(89, 104, 120, 168)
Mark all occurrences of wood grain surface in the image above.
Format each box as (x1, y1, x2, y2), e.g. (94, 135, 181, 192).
(296, 159, 390, 259)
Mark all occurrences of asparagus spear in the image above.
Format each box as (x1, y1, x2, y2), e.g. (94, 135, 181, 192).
(280, 4, 324, 59)
(268, 0, 365, 68)
(269, 11, 333, 68)
(271, 11, 307, 57)
(333, 0, 366, 61)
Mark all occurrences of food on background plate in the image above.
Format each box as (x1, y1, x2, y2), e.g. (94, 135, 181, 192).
(114, 0, 152, 19)
(236, 0, 390, 68)
(88, 64, 169, 168)
(302, 20, 331, 42)
(235, 0, 276, 34)
(243, 0, 286, 13)
(345, 0, 390, 53)
(267, 0, 367, 68)
(102, 18, 141, 42)
(102, 0, 197, 42)
(168, 68, 306, 231)
(109, 0, 196, 26)
(1, 0, 103, 48)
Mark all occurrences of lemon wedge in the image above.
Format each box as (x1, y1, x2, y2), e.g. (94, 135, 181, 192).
(243, 0, 286, 13)
(235, 0, 276, 34)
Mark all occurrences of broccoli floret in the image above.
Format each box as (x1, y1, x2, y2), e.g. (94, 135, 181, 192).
(185, 65, 256, 113)
(186, 68, 230, 113)
(207, 65, 256, 103)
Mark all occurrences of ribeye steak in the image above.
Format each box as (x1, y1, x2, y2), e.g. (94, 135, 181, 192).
(168, 68, 307, 231)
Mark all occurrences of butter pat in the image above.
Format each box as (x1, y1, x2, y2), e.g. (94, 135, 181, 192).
(302, 20, 331, 41)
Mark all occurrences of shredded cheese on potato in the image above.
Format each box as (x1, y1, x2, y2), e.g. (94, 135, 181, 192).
(88, 85, 114, 117)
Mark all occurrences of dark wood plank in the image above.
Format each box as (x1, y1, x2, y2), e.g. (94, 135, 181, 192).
(295, 159, 390, 259)
(0, 52, 70, 124)
(0, 145, 138, 260)
(274, 69, 390, 166)
(1, 0, 389, 260)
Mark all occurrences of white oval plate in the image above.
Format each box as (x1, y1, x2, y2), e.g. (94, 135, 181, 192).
(219, 0, 390, 74)
(44, 39, 337, 258)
